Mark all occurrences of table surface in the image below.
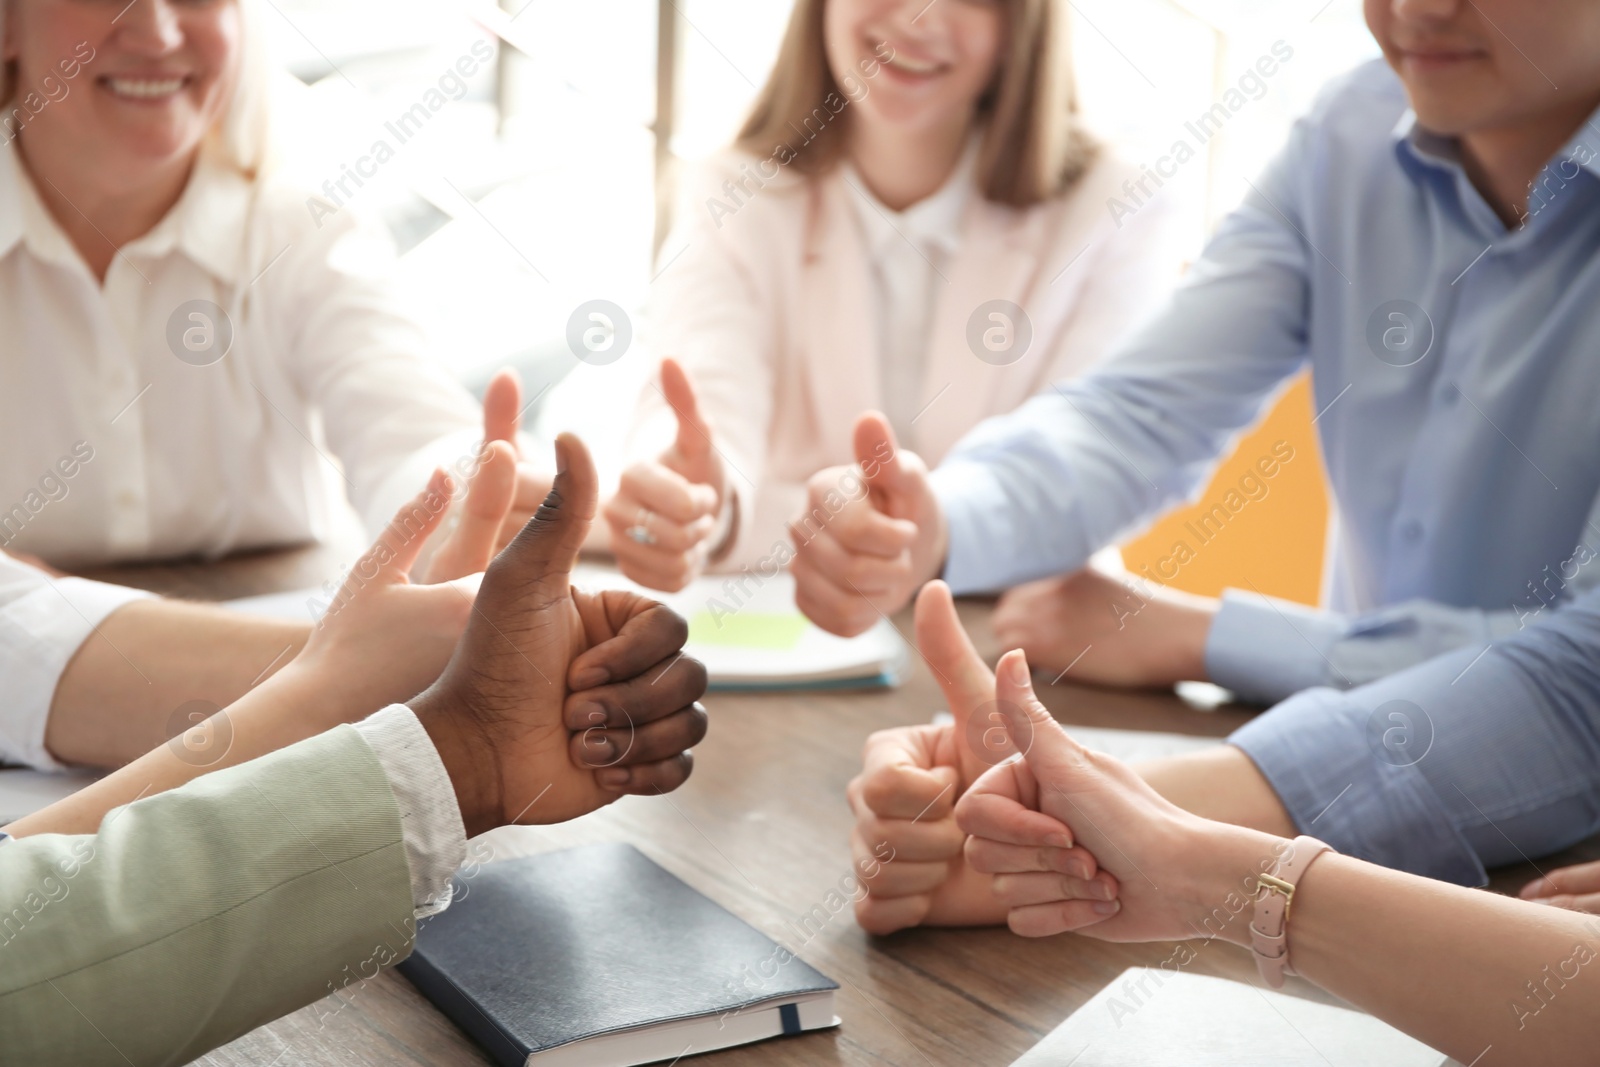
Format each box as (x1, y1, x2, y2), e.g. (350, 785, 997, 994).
(83, 543, 1598, 1067)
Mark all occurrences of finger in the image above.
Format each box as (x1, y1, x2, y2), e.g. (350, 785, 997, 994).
(497, 433, 598, 598)
(1008, 899, 1121, 938)
(605, 492, 717, 554)
(965, 838, 1095, 878)
(996, 648, 1089, 781)
(852, 812, 966, 863)
(992, 870, 1119, 907)
(368, 468, 452, 583)
(854, 411, 905, 504)
(428, 441, 518, 582)
(825, 499, 917, 559)
(785, 519, 908, 597)
(792, 551, 882, 638)
(568, 598, 692, 690)
(617, 462, 718, 524)
(852, 829, 953, 896)
(1520, 858, 1600, 900)
(855, 892, 933, 936)
(661, 358, 713, 465)
(858, 738, 961, 820)
(915, 581, 1002, 779)
(572, 701, 709, 769)
(611, 545, 702, 593)
(1529, 892, 1600, 914)
(565, 656, 708, 733)
(864, 858, 956, 897)
(957, 789, 1076, 850)
(594, 751, 694, 795)
(482, 367, 523, 448)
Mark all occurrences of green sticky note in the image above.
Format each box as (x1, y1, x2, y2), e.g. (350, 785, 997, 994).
(689, 610, 809, 650)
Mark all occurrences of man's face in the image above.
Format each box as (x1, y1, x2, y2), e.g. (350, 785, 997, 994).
(1365, 0, 1600, 136)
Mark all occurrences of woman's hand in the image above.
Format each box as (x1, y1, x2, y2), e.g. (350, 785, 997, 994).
(957, 649, 1282, 944)
(849, 581, 1106, 934)
(992, 569, 1216, 689)
(411, 433, 707, 835)
(1520, 859, 1600, 914)
(603, 358, 729, 591)
(479, 367, 558, 553)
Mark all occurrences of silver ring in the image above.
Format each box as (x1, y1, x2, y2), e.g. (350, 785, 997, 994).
(625, 508, 657, 545)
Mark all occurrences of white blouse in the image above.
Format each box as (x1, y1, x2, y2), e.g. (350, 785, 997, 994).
(0, 139, 481, 566)
(842, 141, 974, 443)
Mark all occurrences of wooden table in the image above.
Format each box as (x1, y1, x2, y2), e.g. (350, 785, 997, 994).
(89, 544, 1597, 1067)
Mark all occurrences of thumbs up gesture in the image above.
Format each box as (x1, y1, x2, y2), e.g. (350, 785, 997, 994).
(410, 433, 709, 837)
(603, 359, 729, 591)
(847, 582, 1110, 934)
(480, 367, 575, 555)
(790, 412, 947, 637)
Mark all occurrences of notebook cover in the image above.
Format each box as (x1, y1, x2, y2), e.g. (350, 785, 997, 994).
(398, 843, 839, 1066)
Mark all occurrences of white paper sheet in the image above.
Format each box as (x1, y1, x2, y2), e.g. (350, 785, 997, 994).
(929, 717, 1225, 763)
(1014, 968, 1455, 1067)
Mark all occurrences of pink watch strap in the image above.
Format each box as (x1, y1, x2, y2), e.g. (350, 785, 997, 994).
(1250, 835, 1334, 988)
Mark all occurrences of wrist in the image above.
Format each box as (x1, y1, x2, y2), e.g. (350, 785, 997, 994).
(1179, 821, 1289, 949)
(1148, 595, 1217, 685)
(408, 687, 504, 839)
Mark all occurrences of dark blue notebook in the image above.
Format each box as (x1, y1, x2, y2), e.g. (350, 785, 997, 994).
(398, 843, 840, 1066)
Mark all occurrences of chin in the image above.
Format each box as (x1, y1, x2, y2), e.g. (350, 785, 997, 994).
(1403, 98, 1490, 137)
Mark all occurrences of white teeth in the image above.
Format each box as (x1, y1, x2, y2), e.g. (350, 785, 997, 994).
(106, 78, 185, 99)
(884, 52, 940, 75)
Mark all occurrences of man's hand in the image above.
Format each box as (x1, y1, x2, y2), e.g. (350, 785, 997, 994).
(958, 650, 1282, 943)
(992, 569, 1217, 689)
(1520, 860, 1600, 914)
(849, 581, 1102, 934)
(791, 413, 946, 638)
(481, 367, 557, 553)
(603, 359, 727, 591)
(410, 433, 707, 837)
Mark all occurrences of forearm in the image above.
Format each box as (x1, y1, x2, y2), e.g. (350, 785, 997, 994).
(16, 662, 360, 837)
(1279, 849, 1600, 1064)
(0, 726, 415, 1066)
(43, 599, 310, 769)
(1135, 745, 1296, 838)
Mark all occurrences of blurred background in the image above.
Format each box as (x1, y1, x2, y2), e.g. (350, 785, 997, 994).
(264, 0, 1383, 604)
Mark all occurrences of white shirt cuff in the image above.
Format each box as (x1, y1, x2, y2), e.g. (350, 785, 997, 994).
(0, 575, 153, 771)
(353, 704, 467, 918)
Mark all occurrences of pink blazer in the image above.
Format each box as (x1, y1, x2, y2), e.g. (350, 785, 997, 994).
(630, 147, 1189, 572)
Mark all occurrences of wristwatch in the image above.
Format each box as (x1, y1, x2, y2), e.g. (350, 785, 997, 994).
(1250, 835, 1334, 988)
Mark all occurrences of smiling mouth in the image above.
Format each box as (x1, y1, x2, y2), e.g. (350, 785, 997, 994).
(873, 39, 947, 77)
(100, 76, 191, 100)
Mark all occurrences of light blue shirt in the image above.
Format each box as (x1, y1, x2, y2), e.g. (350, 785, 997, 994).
(932, 60, 1600, 706)
(928, 59, 1600, 883)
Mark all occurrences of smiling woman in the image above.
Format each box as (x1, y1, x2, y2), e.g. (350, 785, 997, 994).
(0, 0, 547, 574)
(588, 0, 1191, 594)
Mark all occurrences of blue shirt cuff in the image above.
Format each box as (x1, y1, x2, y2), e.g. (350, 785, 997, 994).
(1229, 689, 1487, 886)
(930, 461, 1009, 594)
(930, 460, 1089, 595)
(1205, 588, 1348, 705)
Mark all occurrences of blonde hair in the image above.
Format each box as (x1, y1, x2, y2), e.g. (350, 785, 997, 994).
(1, 0, 275, 178)
(735, 0, 1096, 208)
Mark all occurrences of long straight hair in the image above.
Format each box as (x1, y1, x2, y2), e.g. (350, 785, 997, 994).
(735, 0, 1097, 208)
